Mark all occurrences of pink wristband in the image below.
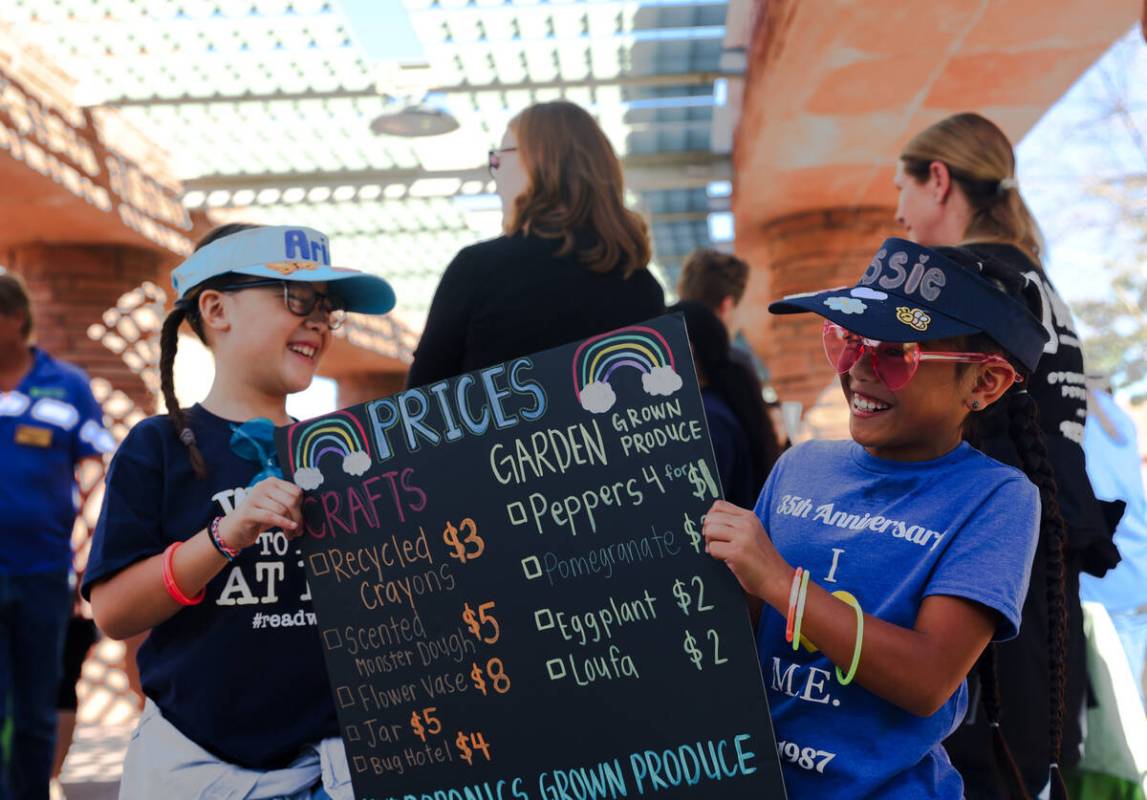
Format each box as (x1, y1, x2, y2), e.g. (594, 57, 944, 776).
(162, 542, 205, 606)
(209, 516, 241, 561)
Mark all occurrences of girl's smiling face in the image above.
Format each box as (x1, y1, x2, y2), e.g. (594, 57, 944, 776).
(201, 281, 332, 398)
(840, 336, 1013, 462)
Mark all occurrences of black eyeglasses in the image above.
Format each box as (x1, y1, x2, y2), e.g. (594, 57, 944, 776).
(217, 280, 348, 330)
(487, 146, 518, 178)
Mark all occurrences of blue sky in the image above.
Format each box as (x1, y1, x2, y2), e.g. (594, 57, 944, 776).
(339, 0, 424, 62)
(1018, 27, 1147, 306)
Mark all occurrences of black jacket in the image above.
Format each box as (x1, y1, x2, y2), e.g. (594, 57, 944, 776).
(408, 233, 666, 388)
(944, 243, 1119, 796)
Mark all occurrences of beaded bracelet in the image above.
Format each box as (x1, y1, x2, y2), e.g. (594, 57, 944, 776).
(208, 516, 241, 562)
(784, 567, 803, 643)
(162, 542, 204, 606)
(791, 569, 811, 652)
(836, 598, 864, 685)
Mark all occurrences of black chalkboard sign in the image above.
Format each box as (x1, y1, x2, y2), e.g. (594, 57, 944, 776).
(276, 314, 787, 800)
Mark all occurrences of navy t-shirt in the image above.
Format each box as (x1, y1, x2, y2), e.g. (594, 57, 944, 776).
(754, 440, 1039, 799)
(82, 405, 338, 769)
(701, 388, 757, 508)
(0, 348, 113, 575)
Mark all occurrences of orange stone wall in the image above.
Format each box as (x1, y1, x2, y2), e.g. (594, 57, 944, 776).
(730, 0, 1135, 425)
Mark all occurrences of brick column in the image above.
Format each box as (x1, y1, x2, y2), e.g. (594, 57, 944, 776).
(736, 206, 900, 415)
(6, 243, 166, 414)
(336, 371, 408, 408)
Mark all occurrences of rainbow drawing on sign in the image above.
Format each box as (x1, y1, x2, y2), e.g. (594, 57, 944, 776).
(572, 325, 682, 413)
(287, 411, 372, 490)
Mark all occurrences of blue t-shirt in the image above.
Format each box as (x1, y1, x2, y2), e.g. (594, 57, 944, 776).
(0, 348, 113, 575)
(1081, 390, 1147, 613)
(754, 440, 1039, 799)
(82, 405, 337, 770)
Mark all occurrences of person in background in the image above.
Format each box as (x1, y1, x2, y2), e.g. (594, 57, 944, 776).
(676, 249, 789, 449)
(407, 100, 665, 387)
(671, 301, 779, 508)
(896, 112, 1121, 798)
(676, 248, 749, 334)
(1080, 382, 1147, 703)
(0, 271, 114, 800)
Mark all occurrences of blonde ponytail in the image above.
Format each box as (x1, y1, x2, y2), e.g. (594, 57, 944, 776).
(901, 113, 1044, 263)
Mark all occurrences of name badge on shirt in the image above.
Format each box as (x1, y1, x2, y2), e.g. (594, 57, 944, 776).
(15, 424, 53, 448)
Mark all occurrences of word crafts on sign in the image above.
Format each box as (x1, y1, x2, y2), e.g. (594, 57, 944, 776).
(276, 314, 786, 799)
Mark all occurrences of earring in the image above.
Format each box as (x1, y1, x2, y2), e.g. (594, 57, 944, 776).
(969, 400, 982, 411)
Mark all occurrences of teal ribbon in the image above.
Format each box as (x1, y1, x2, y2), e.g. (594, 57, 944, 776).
(229, 418, 284, 486)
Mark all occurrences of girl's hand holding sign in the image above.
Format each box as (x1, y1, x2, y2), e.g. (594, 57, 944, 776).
(218, 476, 304, 550)
(703, 500, 790, 605)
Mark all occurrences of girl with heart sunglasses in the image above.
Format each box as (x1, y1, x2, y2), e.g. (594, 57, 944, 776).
(703, 241, 1071, 800)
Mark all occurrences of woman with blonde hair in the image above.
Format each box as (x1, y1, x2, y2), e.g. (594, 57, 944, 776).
(896, 112, 1119, 800)
(407, 100, 665, 386)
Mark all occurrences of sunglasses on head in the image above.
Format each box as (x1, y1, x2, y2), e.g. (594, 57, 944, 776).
(217, 279, 348, 330)
(487, 146, 518, 177)
(821, 321, 1018, 391)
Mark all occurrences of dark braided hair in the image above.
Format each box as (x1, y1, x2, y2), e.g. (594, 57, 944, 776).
(161, 223, 261, 478)
(943, 248, 1070, 800)
(1003, 389, 1070, 800)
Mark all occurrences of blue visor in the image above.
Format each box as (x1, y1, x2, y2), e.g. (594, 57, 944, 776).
(768, 238, 1049, 373)
(171, 226, 396, 315)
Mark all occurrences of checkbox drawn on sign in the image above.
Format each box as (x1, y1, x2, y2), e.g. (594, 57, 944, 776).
(345, 725, 361, 742)
(352, 756, 367, 773)
(336, 686, 354, 708)
(309, 552, 331, 576)
(507, 501, 528, 526)
(323, 629, 342, 650)
(546, 658, 567, 680)
(535, 609, 554, 631)
(521, 556, 542, 580)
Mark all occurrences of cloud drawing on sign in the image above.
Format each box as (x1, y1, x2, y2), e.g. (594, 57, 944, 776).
(579, 381, 617, 413)
(294, 467, 325, 491)
(643, 366, 683, 397)
(824, 296, 867, 315)
(343, 451, 371, 477)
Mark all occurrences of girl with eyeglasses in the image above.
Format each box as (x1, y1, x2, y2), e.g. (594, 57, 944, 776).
(407, 100, 664, 388)
(83, 223, 395, 799)
(703, 239, 1071, 799)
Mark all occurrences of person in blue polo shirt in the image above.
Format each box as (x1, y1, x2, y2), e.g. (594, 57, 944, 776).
(0, 270, 114, 800)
